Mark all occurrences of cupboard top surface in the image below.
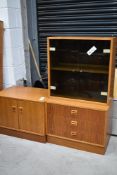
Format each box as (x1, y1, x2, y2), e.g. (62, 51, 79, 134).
(0, 86, 48, 102)
(0, 86, 109, 111)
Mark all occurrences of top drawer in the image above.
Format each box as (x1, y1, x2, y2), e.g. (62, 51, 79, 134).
(47, 103, 106, 122)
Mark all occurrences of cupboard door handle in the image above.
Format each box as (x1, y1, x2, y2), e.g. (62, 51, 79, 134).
(71, 121, 78, 126)
(71, 109, 78, 115)
(12, 106, 16, 112)
(19, 107, 23, 113)
(71, 131, 77, 136)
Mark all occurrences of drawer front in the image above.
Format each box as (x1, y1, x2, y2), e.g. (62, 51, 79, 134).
(47, 104, 71, 136)
(47, 103, 105, 145)
(69, 108, 105, 145)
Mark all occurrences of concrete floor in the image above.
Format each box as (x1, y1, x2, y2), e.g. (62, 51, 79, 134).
(0, 135, 117, 175)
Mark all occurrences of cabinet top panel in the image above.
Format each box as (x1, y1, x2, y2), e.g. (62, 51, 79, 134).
(0, 86, 48, 102)
(47, 96, 109, 111)
(48, 36, 116, 41)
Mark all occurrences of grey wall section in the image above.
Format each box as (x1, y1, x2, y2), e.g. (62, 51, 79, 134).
(20, 0, 31, 86)
(26, 0, 40, 86)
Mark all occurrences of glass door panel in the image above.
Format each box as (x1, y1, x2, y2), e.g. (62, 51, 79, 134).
(49, 39, 110, 102)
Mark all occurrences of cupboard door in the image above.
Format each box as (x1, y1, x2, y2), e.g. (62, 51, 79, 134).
(18, 100, 45, 135)
(47, 104, 70, 136)
(47, 104, 82, 138)
(75, 108, 105, 145)
(0, 97, 19, 129)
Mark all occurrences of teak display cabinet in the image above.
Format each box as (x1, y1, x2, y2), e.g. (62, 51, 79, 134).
(47, 36, 116, 154)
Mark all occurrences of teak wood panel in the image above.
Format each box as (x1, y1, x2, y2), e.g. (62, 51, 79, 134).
(47, 38, 50, 97)
(47, 135, 105, 154)
(0, 86, 48, 102)
(18, 100, 45, 135)
(108, 38, 117, 100)
(48, 36, 116, 41)
(0, 97, 19, 129)
(47, 103, 106, 145)
(47, 97, 109, 111)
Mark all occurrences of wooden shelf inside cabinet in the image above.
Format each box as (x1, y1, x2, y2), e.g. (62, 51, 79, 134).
(51, 64, 108, 74)
(56, 49, 110, 56)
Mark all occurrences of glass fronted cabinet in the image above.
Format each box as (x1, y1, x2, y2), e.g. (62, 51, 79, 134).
(47, 37, 116, 103)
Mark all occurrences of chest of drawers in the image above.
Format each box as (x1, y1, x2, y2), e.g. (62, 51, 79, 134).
(47, 99, 111, 154)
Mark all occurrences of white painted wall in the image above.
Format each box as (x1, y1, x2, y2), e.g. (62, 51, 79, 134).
(0, 0, 26, 88)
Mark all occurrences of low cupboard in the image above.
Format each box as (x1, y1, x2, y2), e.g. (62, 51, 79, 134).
(0, 86, 48, 142)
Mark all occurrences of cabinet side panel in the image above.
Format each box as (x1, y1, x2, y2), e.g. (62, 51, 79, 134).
(104, 106, 112, 147)
(108, 39, 116, 101)
(47, 38, 51, 96)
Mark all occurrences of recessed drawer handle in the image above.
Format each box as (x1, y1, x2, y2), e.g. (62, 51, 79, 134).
(71, 121, 78, 126)
(71, 109, 78, 115)
(71, 131, 77, 136)
(12, 106, 16, 112)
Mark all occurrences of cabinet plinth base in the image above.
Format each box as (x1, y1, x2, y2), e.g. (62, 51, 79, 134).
(47, 135, 106, 154)
(0, 127, 46, 143)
